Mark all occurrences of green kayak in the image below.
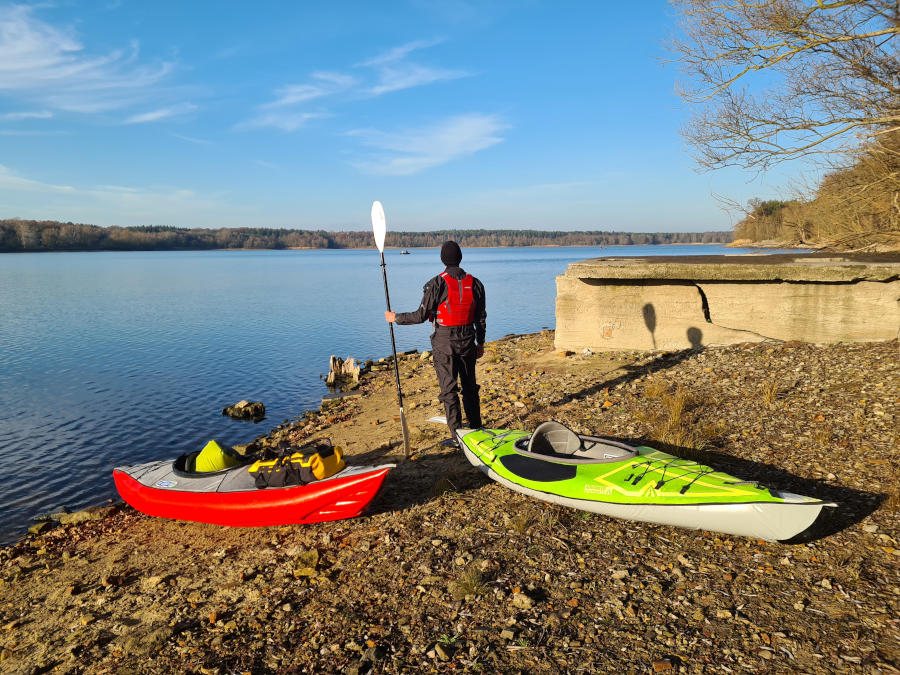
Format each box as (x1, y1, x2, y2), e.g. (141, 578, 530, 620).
(456, 421, 832, 541)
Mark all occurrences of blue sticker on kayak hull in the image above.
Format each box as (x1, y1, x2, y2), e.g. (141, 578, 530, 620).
(155, 480, 177, 488)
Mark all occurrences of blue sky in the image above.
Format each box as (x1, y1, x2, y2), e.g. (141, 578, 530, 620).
(0, 1, 796, 232)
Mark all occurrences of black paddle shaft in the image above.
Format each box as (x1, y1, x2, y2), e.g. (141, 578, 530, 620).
(379, 251, 405, 406)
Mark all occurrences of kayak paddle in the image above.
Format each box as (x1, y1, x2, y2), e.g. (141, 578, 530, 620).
(371, 200, 411, 459)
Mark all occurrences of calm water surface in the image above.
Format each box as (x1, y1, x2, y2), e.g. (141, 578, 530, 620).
(0, 244, 795, 543)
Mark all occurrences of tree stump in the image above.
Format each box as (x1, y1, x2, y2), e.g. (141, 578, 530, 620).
(326, 356, 361, 389)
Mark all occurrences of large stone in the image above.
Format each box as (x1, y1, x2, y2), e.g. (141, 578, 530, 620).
(222, 400, 266, 421)
(555, 253, 900, 351)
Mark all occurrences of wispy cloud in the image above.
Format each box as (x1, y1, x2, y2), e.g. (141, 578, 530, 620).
(254, 159, 278, 169)
(0, 110, 52, 121)
(238, 39, 468, 132)
(0, 164, 228, 220)
(361, 39, 468, 96)
(171, 132, 213, 145)
(0, 4, 176, 113)
(124, 103, 198, 124)
(262, 72, 356, 108)
(0, 129, 68, 136)
(0, 164, 75, 192)
(357, 39, 443, 67)
(348, 113, 506, 175)
(368, 62, 467, 96)
(235, 111, 328, 133)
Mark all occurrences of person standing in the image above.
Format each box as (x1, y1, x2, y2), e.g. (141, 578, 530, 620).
(385, 241, 486, 442)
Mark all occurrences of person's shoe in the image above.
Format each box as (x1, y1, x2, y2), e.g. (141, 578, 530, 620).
(440, 437, 460, 449)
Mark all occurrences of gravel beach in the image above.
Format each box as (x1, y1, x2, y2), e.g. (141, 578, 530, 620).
(1, 331, 897, 674)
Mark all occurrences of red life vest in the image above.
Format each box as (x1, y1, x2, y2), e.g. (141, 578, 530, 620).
(436, 272, 475, 326)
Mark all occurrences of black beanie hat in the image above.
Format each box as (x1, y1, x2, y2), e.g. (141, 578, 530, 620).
(440, 240, 462, 266)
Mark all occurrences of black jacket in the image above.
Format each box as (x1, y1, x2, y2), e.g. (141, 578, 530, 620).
(395, 265, 486, 353)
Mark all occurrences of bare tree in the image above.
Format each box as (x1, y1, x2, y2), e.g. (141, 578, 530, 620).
(671, 0, 899, 171)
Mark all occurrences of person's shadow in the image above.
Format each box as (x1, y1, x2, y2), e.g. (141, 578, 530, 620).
(552, 323, 705, 406)
(643, 303, 657, 349)
(347, 440, 490, 516)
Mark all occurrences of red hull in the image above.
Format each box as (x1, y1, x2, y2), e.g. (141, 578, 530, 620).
(113, 467, 390, 526)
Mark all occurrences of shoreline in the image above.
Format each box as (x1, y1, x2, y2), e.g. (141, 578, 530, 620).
(2, 332, 897, 672)
(1, 240, 744, 254)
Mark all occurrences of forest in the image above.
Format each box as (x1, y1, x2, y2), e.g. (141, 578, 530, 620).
(0, 220, 730, 252)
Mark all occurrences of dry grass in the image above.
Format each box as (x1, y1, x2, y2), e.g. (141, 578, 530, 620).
(643, 377, 669, 400)
(761, 380, 781, 407)
(811, 427, 833, 453)
(449, 562, 487, 600)
(637, 385, 724, 457)
(507, 513, 534, 535)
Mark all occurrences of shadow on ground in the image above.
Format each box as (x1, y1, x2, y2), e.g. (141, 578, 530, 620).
(601, 435, 885, 543)
(357, 434, 883, 544)
(552, 347, 703, 406)
(350, 439, 491, 517)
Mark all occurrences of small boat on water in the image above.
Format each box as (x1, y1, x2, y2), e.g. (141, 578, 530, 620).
(113, 440, 393, 527)
(454, 421, 833, 541)
(400, 249, 410, 254)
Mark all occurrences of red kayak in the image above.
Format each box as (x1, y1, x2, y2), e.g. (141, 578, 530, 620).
(113, 458, 393, 527)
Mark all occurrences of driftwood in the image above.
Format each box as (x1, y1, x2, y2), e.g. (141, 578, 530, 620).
(326, 356, 361, 388)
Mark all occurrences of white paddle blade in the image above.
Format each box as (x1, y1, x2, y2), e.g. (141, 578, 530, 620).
(426, 415, 448, 425)
(371, 200, 386, 252)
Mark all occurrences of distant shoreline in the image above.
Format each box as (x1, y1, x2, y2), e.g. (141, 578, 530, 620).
(1, 219, 732, 253)
(1, 242, 744, 254)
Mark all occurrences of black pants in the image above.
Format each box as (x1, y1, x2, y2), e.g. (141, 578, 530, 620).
(432, 345, 482, 437)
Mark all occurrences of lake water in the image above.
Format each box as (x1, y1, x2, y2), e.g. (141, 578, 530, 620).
(0, 244, 796, 543)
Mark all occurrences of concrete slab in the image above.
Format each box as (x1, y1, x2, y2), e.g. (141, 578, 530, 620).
(555, 254, 900, 351)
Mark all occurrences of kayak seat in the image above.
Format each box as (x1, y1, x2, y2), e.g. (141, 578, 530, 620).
(527, 421, 582, 456)
(521, 421, 638, 463)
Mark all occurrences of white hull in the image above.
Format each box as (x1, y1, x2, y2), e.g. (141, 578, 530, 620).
(458, 432, 827, 542)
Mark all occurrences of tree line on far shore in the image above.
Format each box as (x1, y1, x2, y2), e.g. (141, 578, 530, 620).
(0, 220, 730, 253)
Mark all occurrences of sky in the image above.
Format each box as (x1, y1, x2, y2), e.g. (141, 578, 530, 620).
(0, 1, 799, 232)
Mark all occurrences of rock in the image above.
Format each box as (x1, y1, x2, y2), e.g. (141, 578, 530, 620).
(510, 592, 534, 609)
(122, 624, 171, 657)
(500, 629, 516, 640)
(59, 506, 113, 525)
(27, 522, 51, 535)
(434, 644, 450, 661)
(222, 400, 266, 421)
(652, 659, 673, 672)
(141, 575, 164, 591)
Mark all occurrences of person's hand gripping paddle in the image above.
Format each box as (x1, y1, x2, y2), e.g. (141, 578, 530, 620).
(371, 200, 411, 459)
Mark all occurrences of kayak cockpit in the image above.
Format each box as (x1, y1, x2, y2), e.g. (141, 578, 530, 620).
(511, 420, 638, 465)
